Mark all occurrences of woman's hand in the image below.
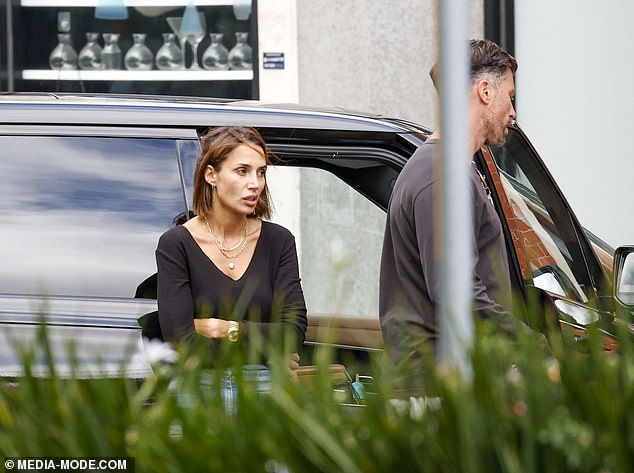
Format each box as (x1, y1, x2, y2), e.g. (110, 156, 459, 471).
(194, 318, 230, 338)
(288, 352, 300, 372)
(288, 352, 300, 380)
(195, 320, 300, 376)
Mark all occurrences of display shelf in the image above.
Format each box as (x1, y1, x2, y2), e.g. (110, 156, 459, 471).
(21, 0, 239, 7)
(22, 69, 253, 81)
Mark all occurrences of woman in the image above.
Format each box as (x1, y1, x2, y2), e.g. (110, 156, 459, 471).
(156, 126, 307, 371)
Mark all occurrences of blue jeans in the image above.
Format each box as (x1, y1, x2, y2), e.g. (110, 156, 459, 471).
(221, 364, 271, 415)
(172, 364, 271, 414)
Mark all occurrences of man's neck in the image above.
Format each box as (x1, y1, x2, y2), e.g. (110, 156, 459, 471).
(427, 130, 480, 158)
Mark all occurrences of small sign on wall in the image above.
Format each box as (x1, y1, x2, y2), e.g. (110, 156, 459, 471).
(263, 52, 285, 70)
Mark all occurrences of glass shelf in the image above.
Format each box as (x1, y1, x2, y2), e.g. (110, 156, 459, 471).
(9, 0, 256, 97)
(21, 0, 238, 6)
(22, 69, 253, 81)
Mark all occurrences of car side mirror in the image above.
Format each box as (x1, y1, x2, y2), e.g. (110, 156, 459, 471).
(552, 299, 600, 325)
(532, 264, 580, 300)
(614, 245, 634, 309)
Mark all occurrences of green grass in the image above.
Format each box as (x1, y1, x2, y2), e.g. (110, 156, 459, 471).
(1, 320, 634, 473)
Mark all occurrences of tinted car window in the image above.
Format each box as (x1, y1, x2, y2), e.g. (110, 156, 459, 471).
(267, 165, 385, 318)
(489, 131, 596, 303)
(0, 136, 185, 298)
(176, 138, 202, 210)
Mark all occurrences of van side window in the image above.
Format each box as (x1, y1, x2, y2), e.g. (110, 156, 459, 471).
(266, 165, 386, 319)
(0, 136, 185, 298)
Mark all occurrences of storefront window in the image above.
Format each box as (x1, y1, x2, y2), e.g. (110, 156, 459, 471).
(1, 0, 258, 98)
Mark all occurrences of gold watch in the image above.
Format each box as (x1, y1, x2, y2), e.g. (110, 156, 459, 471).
(226, 320, 239, 342)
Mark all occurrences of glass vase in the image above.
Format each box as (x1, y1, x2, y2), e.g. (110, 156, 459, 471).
(49, 33, 78, 70)
(228, 32, 252, 70)
(101, 33, 122, 70)
(202, 33, 229, 70)
(180, 8, 206, 70)
(78, 32, 103, 70)
(155, 33, 184, 70)
(125, 33, 153, 71)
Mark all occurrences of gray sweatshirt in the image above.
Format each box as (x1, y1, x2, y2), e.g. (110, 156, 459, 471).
(379, 140, 516, 382)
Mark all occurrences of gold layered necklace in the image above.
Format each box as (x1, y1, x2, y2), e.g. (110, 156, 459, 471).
(204, 215, 248, 270)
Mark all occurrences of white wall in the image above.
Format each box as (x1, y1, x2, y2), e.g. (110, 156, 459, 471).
(515, 1, 634, 248)
(296, 0, 484, 128)
(257, 0, 299, 103)
(256, 0, 302, 252)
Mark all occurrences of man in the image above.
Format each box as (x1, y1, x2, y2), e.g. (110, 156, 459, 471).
(379, 39, 518, 386)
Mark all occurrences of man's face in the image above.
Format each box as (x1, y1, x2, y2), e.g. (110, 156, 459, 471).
(483, 69, 516, 147)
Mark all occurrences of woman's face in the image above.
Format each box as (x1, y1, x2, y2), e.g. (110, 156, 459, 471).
(207, 144, 267, 216)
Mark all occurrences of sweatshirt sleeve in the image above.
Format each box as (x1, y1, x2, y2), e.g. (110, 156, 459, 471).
(413, 182, 441, 307)
(413, 173, 515, 336)
(470, 177, 516, 335)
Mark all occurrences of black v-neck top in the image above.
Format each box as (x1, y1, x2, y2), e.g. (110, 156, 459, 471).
(156, 221, 307, 351)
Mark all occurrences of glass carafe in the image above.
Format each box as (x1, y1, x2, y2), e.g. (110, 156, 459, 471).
(228, 32, 252, 70)
(49, 33, 78, 70)
(202, 33, 229, 70)
(180, 8, 206, 70)
(155, 33, 184, 70)
(125, 33, 153, 70)
(102, 33, 122, 70)
(78, 32, 103, 70)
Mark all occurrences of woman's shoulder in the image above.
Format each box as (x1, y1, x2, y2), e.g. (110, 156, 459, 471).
(261, 220, 295, 240)
(260, 221, 297, 251)
(157, 224, 190, 248)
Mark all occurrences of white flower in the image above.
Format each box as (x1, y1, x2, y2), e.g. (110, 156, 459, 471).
(389, 396, 441, 420)
(130, 337, 178, 368)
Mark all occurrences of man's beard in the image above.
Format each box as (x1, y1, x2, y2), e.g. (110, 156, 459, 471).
(482, 108, 508, 148)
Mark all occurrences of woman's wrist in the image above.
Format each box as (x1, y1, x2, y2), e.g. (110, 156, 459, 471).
(226, 320, 239, 342)
(194, 318, 234, 339)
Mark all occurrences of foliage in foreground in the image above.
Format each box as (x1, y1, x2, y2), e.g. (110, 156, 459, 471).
(1, 321, 634, 473)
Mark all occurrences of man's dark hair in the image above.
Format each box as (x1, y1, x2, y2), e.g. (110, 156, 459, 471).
(429, 39, 518, 90)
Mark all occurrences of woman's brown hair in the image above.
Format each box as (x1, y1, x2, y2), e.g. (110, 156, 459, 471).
(192, 126, 273, 219)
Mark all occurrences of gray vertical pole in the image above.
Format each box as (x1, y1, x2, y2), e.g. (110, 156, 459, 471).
(438, 0, 474, 378)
